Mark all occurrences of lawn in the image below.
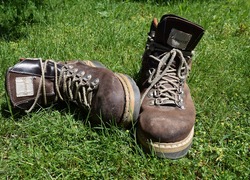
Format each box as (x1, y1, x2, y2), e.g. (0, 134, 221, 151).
(0, 0, 249, 179)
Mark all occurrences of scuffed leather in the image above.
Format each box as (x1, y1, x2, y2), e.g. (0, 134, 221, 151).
(139, 84, 196, 142)
(64, 61, 125, 124)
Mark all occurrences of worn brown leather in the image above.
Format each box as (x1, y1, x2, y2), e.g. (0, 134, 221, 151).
(137, 14, 204, 155)
(64, 61, 126, 125)
(5, 59, 140, 127)
(139, 83, 195, 142)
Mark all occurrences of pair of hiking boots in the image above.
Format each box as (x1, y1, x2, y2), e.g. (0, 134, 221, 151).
(5, 14, 204, 159)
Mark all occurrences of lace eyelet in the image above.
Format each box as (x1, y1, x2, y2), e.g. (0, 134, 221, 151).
(155, 98, 162, 105)
(68, 65, 73, 69)
(147, 91, 154, 98)
(80, 71, 85, 76)
(73, 68, 78, 73)
(154, 90, 161, 97)
(91, 78, 99, 89)
(83, 74, 92, 81)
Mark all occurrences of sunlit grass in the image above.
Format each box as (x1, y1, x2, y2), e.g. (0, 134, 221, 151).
(0, 0, 249, 179)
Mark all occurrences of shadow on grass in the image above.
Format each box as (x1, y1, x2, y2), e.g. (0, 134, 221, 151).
(0, 0, 48, 41)
(0, 24, 28, 41)
(0, 98, 117, 130)
(0, 97, 151, 160)
(0, 102, 26, 121)
(0, 99, 88, 122)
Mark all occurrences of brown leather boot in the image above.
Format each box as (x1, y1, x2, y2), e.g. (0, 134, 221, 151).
(137, 14, 204, 159)
(5, 58, 140, 127)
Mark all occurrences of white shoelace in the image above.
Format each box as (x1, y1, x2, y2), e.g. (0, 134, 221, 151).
(141, 48, 189, 109)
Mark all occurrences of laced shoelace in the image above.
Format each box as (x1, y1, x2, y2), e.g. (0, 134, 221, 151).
(25, 58, 99, 113)
(141, 42, 191, 109)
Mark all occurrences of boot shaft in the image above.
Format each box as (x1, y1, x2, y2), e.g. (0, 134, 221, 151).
(141, 14, 204, 80)
(140, 14, 204, 107)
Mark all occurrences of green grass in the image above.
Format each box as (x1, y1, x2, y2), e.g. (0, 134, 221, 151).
(0, 0, 249, 179)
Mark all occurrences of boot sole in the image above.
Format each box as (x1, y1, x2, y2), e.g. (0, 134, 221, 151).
(115, 73, 140, 128)
(137, 126, 194, 159)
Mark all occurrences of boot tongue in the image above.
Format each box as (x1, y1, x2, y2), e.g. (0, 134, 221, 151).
(154, 14, 204, 51)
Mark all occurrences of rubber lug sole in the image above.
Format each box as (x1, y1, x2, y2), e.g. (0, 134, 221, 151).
(137, 126, 194, 159)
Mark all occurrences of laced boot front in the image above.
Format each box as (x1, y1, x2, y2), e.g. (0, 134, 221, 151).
(137, 14, 204, 159)
(5, 58, 140, 127)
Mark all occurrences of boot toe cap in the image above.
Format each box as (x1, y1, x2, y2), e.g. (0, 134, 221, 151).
(138, 107, 195, 143)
